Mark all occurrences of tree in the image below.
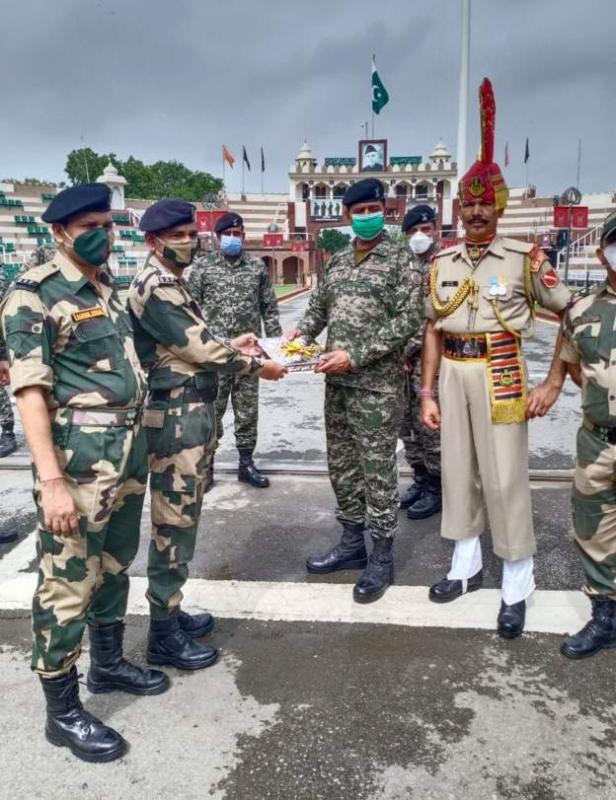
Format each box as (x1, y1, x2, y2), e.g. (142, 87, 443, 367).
(64, 148, 222, 202)
(318, 228, 351, 255)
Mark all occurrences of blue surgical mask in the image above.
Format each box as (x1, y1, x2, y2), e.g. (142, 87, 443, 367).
(220, 235, 242, 257)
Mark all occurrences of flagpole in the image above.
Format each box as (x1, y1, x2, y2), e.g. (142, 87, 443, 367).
(455, 0, 471, 180)
(242, 156, 245, 198)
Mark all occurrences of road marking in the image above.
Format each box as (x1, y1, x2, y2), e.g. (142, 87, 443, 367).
(0, 569, 589, 635)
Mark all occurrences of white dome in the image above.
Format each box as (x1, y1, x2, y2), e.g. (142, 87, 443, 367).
(429, 139, 451, 161)
(296, 140, 316, 161)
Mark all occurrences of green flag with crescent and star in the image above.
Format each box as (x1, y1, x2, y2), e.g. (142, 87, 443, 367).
(371, 55, 389, 115)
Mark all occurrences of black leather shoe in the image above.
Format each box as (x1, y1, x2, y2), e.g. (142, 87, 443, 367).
(178, 608, 215, 638)
(429, 570, 483, 603)
(238, 448, 270, 488)
(497, 600, 526, 639)
(0, 531, 18, 544)
(147, 610, 218, 670)
(306, 524, 367, 574)
(407, 475, 442, 520)
(87, 622, 169, 695)
(41, 667, 126, 763)
(399, 472, 427, 508)
(560, 596, 616, 659)
(353, 538, 394, 604)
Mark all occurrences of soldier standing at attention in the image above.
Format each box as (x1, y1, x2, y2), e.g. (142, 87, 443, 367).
(287, 178, 424, 603)
(398, 204, 442, 519)
(1, 184, 168, 763)
(129, 200, 286, 671)
(545, 211, 616, 659)
(421, 79, 571, 638)
(188, 212, 282, 490)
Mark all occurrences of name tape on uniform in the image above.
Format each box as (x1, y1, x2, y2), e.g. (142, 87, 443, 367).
(71, 306, 106, 323)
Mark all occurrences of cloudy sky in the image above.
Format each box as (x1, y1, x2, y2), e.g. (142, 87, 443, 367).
(4, 0, 614, 197)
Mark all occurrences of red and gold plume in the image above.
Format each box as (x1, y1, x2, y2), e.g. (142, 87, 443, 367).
(458, 77, 508, 211)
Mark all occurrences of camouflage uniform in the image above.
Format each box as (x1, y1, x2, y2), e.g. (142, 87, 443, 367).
(298, 233, 424, 539)
(128, 255, 259, 619)
(187, 250, 281, 454)
(1, 251, 147, 676)
(561, 284, 616, 600)
(0, 268, 15, 429)
(27, 244, 56, 269)
(399, 251, 441, 475)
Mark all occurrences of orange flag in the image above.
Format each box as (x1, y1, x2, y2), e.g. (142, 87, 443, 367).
(223, 145, 235, 168)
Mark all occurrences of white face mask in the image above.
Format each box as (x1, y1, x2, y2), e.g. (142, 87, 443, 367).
(408, 231, 434, 255)
(603, 243, 616, 271)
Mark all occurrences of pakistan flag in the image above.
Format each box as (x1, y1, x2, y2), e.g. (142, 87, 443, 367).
(372, 56, 389, 114)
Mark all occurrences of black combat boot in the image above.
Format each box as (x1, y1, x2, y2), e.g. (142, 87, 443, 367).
(237, 448, 270, 488)
(178, 608, 215, 638)
(399, 467, 427, 509)
(41, 666, 126, 763)
(560, 596, 616, 659)
(0, 424, 17, 458)
(86, 622, 169, 695)
(147, 609, 218, 670)
(497, 600, 526, 639)
(306, 524, 367, 574)
(407, 473, 442, 520)
(0, 530, 18, 544)
(353, 538, 394, 604)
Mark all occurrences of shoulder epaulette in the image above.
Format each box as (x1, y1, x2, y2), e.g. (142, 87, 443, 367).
(14, 262, 60, 290)
(433, 245, 458, 259)
(502, 237, 534, 254)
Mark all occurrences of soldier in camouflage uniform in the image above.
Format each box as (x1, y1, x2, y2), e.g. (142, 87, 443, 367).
(287, 179, 424, 604)
(188, 212, 282, 489)
(398, 205, 442, 519)
(129, 199, 286, 671)
(0, 267, 17, 459)
(554, 211, 616, 659)
(1, 184, 168, 764)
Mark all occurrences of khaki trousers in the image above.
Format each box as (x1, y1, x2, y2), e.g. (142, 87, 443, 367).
(439, 356, 535, 561)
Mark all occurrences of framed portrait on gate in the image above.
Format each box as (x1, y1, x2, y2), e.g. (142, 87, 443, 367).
(359, 139, 387, 172)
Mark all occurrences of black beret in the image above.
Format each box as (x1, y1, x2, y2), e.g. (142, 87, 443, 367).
(41, 183, 111, 224)
(342, 179, 384, 207)
(214, 212, 244, 233)
(401, 204, 437, 233)
(140, 198, 195, 232)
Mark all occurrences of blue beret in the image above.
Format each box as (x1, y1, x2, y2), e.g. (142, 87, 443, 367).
(343, 179, 384, 208)
(214, 212, 244, 233)
(140, 198, 195, 232)
(401, 204, 437, 233)
(41, 183, 111, 223)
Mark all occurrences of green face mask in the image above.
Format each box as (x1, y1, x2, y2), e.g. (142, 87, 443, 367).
(157, 238, 199, 268)
(67, 227, 111, 267)
(351, 211, 385, 241)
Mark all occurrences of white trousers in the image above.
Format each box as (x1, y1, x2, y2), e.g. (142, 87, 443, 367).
(446, 536, 535, 605)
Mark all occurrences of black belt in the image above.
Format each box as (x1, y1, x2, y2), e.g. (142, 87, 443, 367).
(150, 384, 217, 403)
(443, 335, 488, 360)
(583, 417, 616, 444)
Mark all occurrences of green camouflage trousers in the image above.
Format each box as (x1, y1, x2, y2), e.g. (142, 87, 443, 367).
(399, 368, 441, 475)
(213, 373, 259, 453)
(0, 386, 14, 427)
(144, 388, 216, 619)
(572, 425, 616, 600)
(32, 417, 147, 676)
(325, 383, 403, 539)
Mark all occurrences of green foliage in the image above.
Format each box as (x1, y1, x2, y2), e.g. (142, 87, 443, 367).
(317, 228, 351, 254)
(64, 149, 223, 202)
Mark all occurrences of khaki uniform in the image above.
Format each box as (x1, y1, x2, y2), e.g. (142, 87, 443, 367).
(426, 236, 570, 561)
(561, 284, 616, 600)
(1, 253, 147, 676)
